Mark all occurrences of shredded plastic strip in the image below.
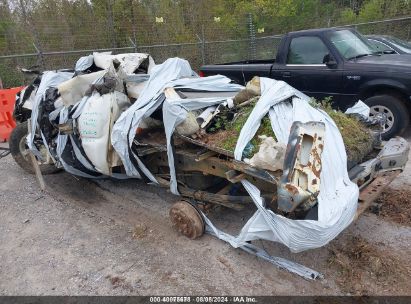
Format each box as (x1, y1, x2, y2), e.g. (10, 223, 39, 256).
(240, 244, 324, 280)
(0, 147, 10, 159)
(203, 214, 323, 280)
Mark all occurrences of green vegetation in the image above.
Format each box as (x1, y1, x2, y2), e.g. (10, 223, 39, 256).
(220, 97, 276, 153)
(311, 98, 375, 163)
(0, 0, 409, 87)
(217, 96, 374, 164)
(0, 0, 409, 57)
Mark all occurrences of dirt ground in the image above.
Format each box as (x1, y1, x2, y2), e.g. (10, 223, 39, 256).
(0, 131, 410, 296)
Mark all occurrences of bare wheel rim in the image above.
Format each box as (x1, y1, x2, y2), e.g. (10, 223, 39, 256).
(18, 135, 31, 161)
(369, 105, 395, 132)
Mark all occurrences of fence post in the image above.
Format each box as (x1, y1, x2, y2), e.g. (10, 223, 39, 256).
(129, 37, 138, 53)
(196, 24, 206, 66)
(33, 43, 45, 71)
(202, 24, 206, 65)
(248, 13, 256, 60)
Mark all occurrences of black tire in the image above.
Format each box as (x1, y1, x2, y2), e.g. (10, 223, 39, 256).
(364, 94, 410, 140)
(9, 121, 60, 175)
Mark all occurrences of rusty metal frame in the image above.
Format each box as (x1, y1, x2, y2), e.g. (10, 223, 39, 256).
(355, 170, 401, 219)
(277, 121, 325, 213)
(133, 125, 407, 220)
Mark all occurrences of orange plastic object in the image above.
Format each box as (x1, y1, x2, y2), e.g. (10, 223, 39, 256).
(0, 86, 25, 142)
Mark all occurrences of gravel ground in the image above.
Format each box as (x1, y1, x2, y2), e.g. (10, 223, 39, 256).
(0, 131, 410, 296)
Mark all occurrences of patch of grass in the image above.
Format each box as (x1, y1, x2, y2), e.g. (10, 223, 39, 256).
(220, 98, 276, 153)
(213, 96, 374, 164)
(312, 98, 374, 164)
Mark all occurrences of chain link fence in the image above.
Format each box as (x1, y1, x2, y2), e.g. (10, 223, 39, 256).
(0, 16, 410, 88)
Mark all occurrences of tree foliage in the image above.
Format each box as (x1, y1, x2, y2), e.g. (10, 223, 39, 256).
(0, 0, 409, 56)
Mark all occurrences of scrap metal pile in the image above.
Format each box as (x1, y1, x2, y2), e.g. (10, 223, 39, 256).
(13, 52, 409, 279)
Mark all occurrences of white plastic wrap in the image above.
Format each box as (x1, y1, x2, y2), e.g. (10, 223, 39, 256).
(28, 71, 74, 158)
(58, 71, 106, 106)
(111, 58, 242, 182)
(75, 54, 94, 72)
(93, 52, 154, 75)
(345, 100, 370, 117)
(226, 78, 359, 252)
(78, 91, 130, 175)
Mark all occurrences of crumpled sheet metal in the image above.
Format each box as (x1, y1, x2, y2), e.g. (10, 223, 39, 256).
(163, 94, 240, 194)
(56, 97, 102, 178)
(75, 52, 155, 75)
(111, 58, 194, 180)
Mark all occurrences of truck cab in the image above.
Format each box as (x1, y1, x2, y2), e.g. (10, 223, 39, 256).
(201, 27, 411, 139)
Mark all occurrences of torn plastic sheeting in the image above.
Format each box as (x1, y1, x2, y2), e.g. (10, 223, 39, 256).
(345, 100, 370, 117)
(163, 95, 240, 194)
(75, 54, 94, 72)
(56, 102, 102, 178)
(93, 52, 155, 75)
(58, 70, 106, 106)
(111, 58, 242, 181)
(56, 73, 113, 178)
(220, 78, 359, 252)
(28, 71, 74, 158)
(125, 74, 150, 99)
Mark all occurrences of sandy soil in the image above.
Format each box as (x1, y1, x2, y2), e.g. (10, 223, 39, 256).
(0, 131, 410, 296)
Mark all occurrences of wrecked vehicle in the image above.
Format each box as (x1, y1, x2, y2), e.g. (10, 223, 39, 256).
(10, 52, 409, 280)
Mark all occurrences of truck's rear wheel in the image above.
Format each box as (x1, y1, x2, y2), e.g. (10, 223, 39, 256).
(364, 95, 410, 140)
(169, 200, 204, 239)
(9, 121, 60, 175)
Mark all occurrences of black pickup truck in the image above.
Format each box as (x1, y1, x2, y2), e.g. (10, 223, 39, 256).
(200, 28, 411, 139)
